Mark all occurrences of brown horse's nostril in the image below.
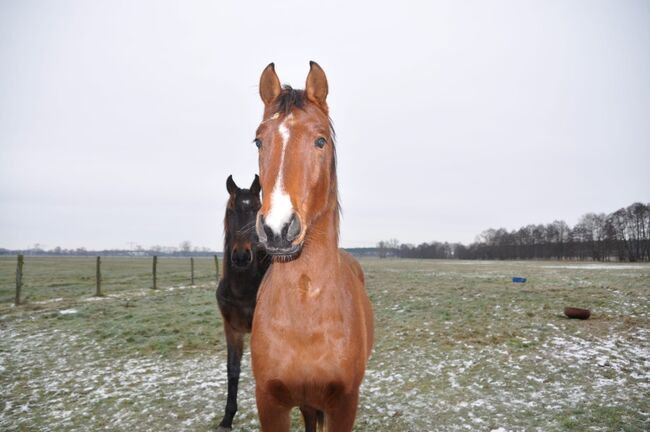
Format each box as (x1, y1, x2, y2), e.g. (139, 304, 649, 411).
(260, 215, 276, 243)
(286, 214, 300, 242)
(256, 214, 268, 244)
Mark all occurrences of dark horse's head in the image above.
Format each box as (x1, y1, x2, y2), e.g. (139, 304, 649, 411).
(224, 175, 264, 271)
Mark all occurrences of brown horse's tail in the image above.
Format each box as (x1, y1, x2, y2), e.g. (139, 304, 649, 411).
(316, 410, 324, 431)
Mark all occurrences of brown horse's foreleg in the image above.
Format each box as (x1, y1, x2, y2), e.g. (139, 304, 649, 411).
(256, 386, 291, 432)
(324, 390, 359, 432)
(217, 322, 244, 432)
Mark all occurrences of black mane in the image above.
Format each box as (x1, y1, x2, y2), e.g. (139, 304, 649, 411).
(274, 85, 306, 114)
(273, 85, 336, 139)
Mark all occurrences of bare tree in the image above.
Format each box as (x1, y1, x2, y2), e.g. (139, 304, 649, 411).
(386, 239, 400, 257)
(180, 241, 192, 254)
(377, 241, 387, 259)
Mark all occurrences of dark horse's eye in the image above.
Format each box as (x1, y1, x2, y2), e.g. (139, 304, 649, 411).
(315, 137, 327, 148)
(254, 138, 262, 149)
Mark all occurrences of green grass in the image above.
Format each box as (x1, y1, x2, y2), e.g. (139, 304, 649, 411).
(1, 258, 649, 431)
(0, 256, 218, 303)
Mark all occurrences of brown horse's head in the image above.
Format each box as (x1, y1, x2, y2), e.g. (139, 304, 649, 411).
(254, 61, 337, 259)
(224, 174, 263, 270)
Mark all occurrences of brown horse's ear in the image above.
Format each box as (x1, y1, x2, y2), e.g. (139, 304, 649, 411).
(226, 175, 238, 195)
(250, 174, 261, 196)
(305, 61, 329, 112)
(259, 63, 282, 106)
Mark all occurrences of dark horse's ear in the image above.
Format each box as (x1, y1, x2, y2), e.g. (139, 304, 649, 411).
(250, 174, 261, 196)
(226, 175, 238, 195)
(259, 63, 282, 107)
(305, 61, 329, 112)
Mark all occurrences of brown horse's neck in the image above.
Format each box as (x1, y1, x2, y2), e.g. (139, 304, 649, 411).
(306, 207, 339, 257)
(278, 196, 339, 269)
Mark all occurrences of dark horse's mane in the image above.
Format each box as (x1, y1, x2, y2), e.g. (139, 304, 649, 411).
(273, 86, 341, 242)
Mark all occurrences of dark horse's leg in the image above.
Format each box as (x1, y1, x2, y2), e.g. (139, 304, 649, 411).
(300, 406, 324, 432)
(217, 321, 244, 432)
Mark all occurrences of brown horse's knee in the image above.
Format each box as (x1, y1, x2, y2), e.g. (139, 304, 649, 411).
(323, 381, 345, 405)
(256, 385, 292, 432)
(265, 379, 293, 407)
(324, 390, 359, 432)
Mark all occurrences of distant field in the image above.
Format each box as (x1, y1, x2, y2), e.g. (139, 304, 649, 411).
(0, 256, 218, 303)
(1, 258, 649, 431)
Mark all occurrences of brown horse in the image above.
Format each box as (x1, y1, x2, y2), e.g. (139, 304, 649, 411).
(250, 62, 374, 432)
(216, 175, 270, 432)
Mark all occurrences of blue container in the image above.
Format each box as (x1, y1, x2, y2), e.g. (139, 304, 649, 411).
(512, 277, 527, 283)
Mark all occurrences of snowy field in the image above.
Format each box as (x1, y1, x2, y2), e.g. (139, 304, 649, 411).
(1, 258, 649, 431)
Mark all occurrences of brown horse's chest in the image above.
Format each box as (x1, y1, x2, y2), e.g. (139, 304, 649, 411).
(250, 250, 373, 411)
(253, 271, 362, 375)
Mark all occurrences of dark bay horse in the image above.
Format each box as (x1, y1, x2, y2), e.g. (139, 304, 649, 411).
(215, 174, 270, 432)
(250, 62, 374, 431)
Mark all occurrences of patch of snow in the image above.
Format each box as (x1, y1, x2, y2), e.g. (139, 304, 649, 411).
(542, 264, 647, 270)
(32, 298, 64, 305)
(83, 295, 116, 302)
(59, 309, 78, 315)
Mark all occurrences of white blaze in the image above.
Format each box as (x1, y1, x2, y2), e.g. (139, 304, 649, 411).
(265, 115, 294, 235)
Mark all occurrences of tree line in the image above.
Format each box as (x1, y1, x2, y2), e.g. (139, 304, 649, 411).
(379, 201, 650, 262)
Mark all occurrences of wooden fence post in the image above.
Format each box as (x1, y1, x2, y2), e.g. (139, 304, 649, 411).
(95, 256, 102, 296)
(214, 255, 220, 282)
(15, 254, 24, 306)
(152, 255, 158, 289)
(190, 257, 195, 285)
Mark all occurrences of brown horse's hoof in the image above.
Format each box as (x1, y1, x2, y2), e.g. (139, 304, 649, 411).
(564, 307, 591, 320)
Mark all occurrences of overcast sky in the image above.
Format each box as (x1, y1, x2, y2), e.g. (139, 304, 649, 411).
(1, 0, 648, 251)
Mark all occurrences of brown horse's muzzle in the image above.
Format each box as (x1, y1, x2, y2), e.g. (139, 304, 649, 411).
(256, 212, 302, 257)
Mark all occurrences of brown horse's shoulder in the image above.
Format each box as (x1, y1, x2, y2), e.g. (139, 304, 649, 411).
(337, 250, 374, 361)
(338, 250, 364, 285)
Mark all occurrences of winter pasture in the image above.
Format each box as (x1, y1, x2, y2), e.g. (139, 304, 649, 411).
(1, 257, 649, 431)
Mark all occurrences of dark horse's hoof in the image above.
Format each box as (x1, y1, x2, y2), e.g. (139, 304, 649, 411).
(215, 427, 232, 432)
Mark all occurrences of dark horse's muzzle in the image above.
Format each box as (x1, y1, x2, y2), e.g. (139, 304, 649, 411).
(231, 245, 253, 269)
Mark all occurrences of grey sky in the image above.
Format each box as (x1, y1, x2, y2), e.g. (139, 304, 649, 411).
(1, 0, 648, 250)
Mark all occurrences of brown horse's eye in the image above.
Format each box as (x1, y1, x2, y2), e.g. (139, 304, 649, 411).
(254, 138, 262, 149)
(315, 137, 327, 148)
